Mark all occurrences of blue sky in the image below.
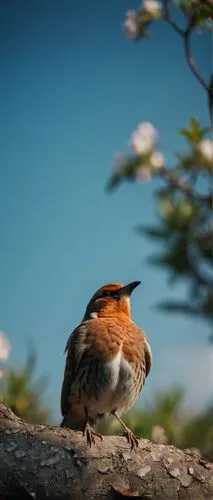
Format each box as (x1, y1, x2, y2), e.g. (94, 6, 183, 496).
(0, 0, 212, 422)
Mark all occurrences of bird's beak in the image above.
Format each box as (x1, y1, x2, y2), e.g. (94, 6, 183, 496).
(116, 281, 141, 298)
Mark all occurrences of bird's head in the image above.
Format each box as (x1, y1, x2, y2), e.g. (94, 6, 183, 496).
(83, 281, 141, 320)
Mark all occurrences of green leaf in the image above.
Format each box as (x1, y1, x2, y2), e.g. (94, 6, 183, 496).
(192, 3, 213, 27)
(179, 117, 208, 145)
(179, 0, 192, 13)
(179, 128, 193, 140)
(189, 117, 202, 142)
(190, 117, 200, 129)
(136, 225, 171, 240)
(106, 172, 122, 191)
(107, 155, 149, 191)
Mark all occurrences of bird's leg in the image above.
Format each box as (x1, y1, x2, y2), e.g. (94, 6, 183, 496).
(83, 423, 103, 447)
(112, 411, 139, 451)
(83, 408, 103, 447)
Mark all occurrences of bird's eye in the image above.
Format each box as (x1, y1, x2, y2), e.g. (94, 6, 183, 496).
(101, 290, 111, 298)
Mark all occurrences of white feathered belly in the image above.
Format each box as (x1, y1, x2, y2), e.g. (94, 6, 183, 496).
(87, 350, 136, 417)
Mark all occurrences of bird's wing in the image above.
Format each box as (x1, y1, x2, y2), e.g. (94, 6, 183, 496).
(144, 334, 152, 377)
(122, 323, 152, 378)
(61, 324, 88, 417)
(61, 318, 124, 417)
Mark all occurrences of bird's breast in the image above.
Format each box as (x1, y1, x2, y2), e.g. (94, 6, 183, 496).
(106, 349, 132, 392)
(85, 348, 134, 415)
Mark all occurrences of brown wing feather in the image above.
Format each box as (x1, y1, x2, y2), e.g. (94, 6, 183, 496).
(61, 317, 126, 417)
(144, 334, 152, 377)
(60, 333, 73, 417)
(60, 324, 87, 416)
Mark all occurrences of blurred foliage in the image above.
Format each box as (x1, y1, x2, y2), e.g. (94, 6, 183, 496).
(102, 387, 213, 462)
(0, 348, 50, 424)
(108, 0, 213, 339)
(180, 405, 213, 461)
(177, 0, 213, 28)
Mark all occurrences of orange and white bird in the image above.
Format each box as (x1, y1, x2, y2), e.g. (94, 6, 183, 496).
(60, 281, 152, 449)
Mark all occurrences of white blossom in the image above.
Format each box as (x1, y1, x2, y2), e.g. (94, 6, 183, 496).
(138, 122, 158, 140)
(150, 151, 165, 169)
(124, 10, 140, 39)
(136, 166, 151, 183)
(197, 139, 213, 162)
(143, 0, 162, 18)
(131, 133, 152, 155)
(131, 122, 158, 155)
(0, 331, 11, 361)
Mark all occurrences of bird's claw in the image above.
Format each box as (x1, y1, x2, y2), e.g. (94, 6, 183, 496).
(83, 423, 103, 447)
(124, 429, 139, 451)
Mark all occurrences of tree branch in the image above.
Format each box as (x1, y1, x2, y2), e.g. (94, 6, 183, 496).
(0, 403, 213, 499)
(163, 0, 184, 36)
(160, 167, 212, 206)
(163, 0, 210, 115)
(183, 21, 209, 93)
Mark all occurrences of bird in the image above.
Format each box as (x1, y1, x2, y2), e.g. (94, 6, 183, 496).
(60, 281, 152, 450)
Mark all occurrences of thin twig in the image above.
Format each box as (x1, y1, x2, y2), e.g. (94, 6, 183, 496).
(160, 167, 212, 207)
(163, 0, 184, 36)
(184, 20, 209, 92)
(163, 0, 209, 95)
